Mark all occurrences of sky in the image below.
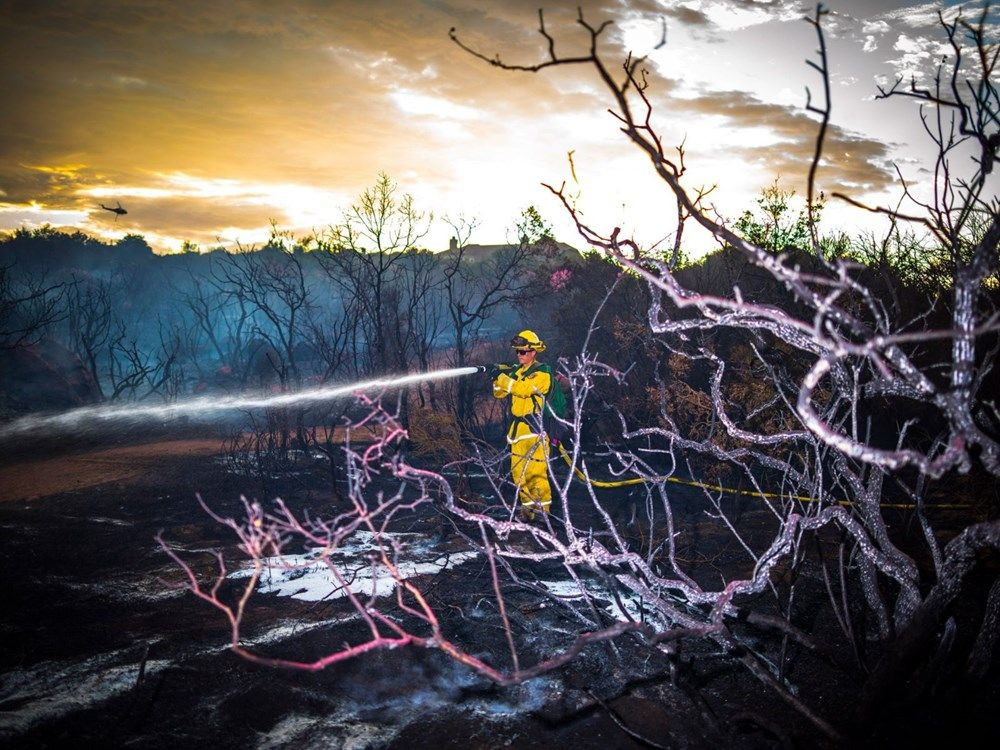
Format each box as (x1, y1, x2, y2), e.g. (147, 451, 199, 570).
(0, 0, 996, 254)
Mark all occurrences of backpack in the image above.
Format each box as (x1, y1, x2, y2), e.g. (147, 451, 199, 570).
(524, 363, 568, 444)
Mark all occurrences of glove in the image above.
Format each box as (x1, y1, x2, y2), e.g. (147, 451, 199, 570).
(488, 363, 513, 379)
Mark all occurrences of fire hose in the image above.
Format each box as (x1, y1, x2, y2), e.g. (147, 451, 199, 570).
(554, 442, 967, 510)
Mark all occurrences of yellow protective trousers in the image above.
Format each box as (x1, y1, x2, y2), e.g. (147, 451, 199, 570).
(508, 420, 551, 512)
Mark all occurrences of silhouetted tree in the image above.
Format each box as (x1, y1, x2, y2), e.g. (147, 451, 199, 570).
(0, 264, 63, 349)
(443, 207, 546, 430)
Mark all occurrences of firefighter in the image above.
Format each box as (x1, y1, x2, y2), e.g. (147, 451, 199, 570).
(490, 329, 552, 519)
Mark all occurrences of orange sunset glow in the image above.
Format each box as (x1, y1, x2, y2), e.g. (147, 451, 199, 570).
(2, 1, 995, 254)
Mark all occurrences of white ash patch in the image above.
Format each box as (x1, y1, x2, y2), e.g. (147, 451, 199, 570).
(0, 613, 361, 739)
(256, 712, 398, 750)
(243, 614, 363, 648)
(0, 648, 169, 736)
(60, 575, 186, 603)
(87, 516, 132, 527)
(230, 531, 479, 602)
(535, 575, 661, 625)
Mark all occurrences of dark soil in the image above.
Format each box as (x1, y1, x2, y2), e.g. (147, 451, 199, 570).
(0, 425, 997, 749)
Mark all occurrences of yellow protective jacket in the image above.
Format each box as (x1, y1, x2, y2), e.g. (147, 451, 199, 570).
(493, 362, 553, 512)
(493, 364, 552, 426)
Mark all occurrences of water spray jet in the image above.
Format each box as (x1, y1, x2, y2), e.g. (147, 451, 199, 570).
(0, 366, 487, 442)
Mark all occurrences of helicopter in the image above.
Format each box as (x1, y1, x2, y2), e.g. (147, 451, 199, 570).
(99, 201, 128, 221)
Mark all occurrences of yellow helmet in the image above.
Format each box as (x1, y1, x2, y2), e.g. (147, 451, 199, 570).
(511, 329, 545, 353)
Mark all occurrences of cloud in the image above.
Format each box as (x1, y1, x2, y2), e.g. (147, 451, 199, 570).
(670, 87, 896, 194)
(0, 167, 354, 250)
(872, 2, 960, 30)
(0, 202, 91, 230)
(664, 6, 712, 27)
(628, 0, 805, 36)
(389, 89, 484, 119)
(89, 194, 289, 240)
(865, 0, 997, 42)
(0, 0, 945, 252)
(886, 33, 951, 81)
(871, 3, 940, 29)
(862, 19, 891, 35)
(112, 76, 150, 88)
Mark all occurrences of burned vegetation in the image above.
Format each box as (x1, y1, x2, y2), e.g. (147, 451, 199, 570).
(1, 4, 999, 749)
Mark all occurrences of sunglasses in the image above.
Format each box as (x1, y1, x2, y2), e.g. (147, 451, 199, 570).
(515, 348, 532, 355)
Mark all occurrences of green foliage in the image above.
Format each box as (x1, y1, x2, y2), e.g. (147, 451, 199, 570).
(324, 172, 432, 254)
(733, 180, 821, 253)
(116, 233, 152, 251)
(846, 229, 946, 292)
(514, 205, 553, 247)
(661, 244, 695, 269)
